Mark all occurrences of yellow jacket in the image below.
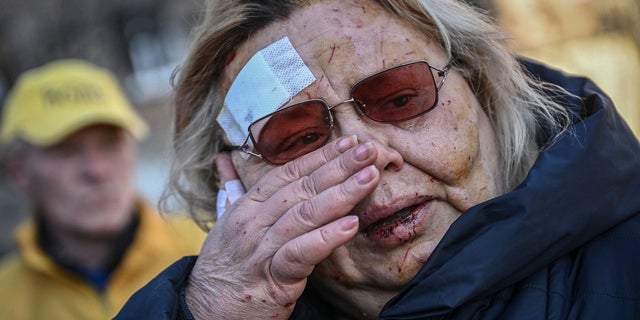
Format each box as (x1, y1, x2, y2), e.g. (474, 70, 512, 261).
(0, 201, 206, 320)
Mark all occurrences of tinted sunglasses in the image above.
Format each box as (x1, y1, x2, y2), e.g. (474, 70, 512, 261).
(231, 60, 450, 165)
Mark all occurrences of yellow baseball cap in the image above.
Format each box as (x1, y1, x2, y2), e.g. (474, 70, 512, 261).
(0, 59, 148, 146)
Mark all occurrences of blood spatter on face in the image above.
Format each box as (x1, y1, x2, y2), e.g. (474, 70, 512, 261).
(366, 210, 419, 243)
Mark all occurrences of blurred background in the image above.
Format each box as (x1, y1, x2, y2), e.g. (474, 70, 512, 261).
(1, 0, 639, 258)
(0, 0, 202, 257)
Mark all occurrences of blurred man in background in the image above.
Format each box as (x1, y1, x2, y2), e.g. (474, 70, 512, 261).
(0, 59, 205, 319)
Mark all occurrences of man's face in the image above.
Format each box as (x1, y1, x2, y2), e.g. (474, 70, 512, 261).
(16, 125, 137, 238)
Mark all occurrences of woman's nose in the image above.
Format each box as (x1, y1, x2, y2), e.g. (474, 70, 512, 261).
(370, 139, 404, 172)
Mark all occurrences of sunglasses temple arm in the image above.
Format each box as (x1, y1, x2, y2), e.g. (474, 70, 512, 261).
(219, 136, 266, 161)
(435, 64, 451, 91)
(220, 144, 239, 152)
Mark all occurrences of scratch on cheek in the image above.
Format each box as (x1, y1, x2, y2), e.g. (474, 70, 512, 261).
(396, 248, 411, 273)
(328, 43, 337, 64)
(404, 51, 416, 57)
(377, 39, 387, 68)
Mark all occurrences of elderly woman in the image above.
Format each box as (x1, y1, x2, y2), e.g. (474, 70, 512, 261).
(117, 0, 640, 319)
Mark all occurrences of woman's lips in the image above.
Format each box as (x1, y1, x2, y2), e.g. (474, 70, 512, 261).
(362, 204, 419, 234)
(359, 201, 433, 246)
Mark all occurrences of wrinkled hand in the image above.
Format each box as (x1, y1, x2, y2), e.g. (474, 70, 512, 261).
(185, 135, 379, 319)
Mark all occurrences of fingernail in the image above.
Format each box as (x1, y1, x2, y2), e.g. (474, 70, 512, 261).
(340, 215, 359, 231)
(337, 135, 357, 153)
(355, 165, 376, 185)
(354, 141, 373, 161)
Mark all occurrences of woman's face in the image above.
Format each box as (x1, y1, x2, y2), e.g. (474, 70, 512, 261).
(224, 0, 503, 314)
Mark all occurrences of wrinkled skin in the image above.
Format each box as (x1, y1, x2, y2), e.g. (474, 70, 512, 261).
(186, 1, 503, 319)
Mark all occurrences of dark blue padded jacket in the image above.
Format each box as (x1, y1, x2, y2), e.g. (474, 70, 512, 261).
(115, 60, 640, 319)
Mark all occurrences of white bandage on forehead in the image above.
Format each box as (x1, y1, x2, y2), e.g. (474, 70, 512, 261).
(218, 36, 316, 147)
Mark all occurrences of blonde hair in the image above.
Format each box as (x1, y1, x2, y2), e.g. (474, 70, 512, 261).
(161, 0, 571, 229)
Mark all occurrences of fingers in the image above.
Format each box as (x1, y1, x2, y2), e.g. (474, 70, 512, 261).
(264, 148, 380, 283)
(270, 215, 360, 283)
(293, 141, 376, 199)
(189, 136, 385, 320)
(263, 142, 378, 246)
(213, 136, 362, 236)
(192, 137, 383, 318)
(247, 135, 359, 201)
(247, 138, 375, 226)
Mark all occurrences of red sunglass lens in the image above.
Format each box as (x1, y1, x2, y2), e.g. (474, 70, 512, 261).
(351, 62, 438, 122)
(250, 101, 331, 164)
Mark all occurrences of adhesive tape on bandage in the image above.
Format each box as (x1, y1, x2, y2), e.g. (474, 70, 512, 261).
(216, 189, 227, 218)
(225, 179, 245, 203)
(215, 180, 246, 218)
(217, 36, 316, 150)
